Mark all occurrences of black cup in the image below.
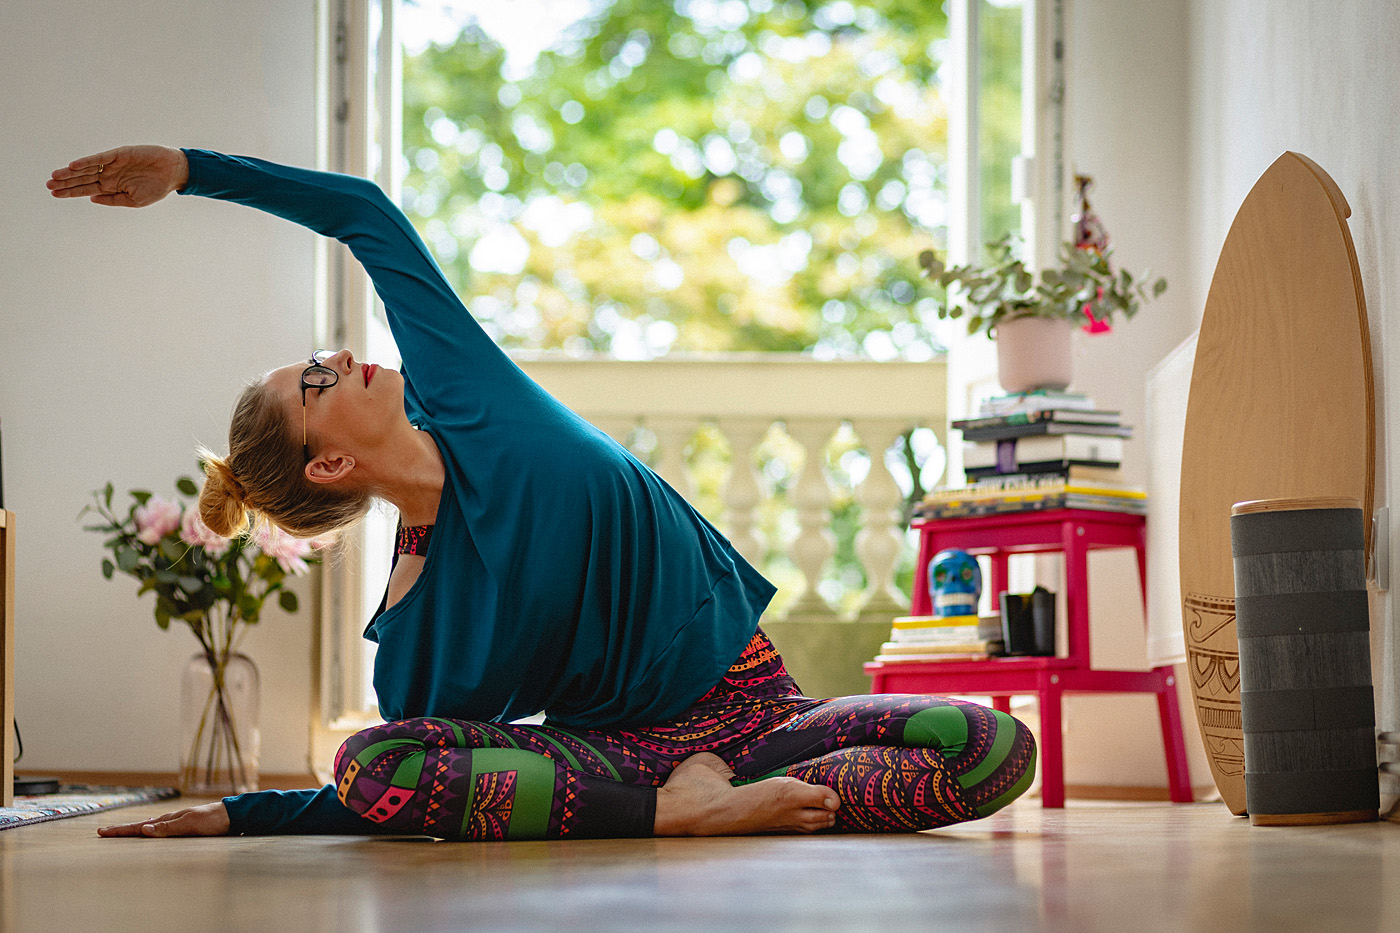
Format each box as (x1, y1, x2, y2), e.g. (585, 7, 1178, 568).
(999, 586, 1056, 656)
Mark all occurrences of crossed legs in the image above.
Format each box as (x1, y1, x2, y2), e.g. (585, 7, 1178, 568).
(332, 693, 1035, 840)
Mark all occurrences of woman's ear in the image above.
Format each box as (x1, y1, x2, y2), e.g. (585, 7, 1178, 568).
(305, 453, 356, 486)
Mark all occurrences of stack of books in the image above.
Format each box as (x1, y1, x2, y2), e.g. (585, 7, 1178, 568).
(913, 390, 1147, 521)
(873, 614, 1005, 662)
(959, 390, 1131, 479)
(914, 473, 1148, 520)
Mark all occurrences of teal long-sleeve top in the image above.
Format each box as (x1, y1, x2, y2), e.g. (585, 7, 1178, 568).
(178, 149, 775, 835)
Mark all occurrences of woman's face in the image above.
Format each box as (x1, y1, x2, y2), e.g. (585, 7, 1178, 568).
(266, 349, 403, 466)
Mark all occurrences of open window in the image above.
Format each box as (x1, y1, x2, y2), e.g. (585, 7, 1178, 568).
(312, 0, 1063, 756)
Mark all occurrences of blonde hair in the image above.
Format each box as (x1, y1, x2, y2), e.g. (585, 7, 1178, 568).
(198, 380, 371, 539)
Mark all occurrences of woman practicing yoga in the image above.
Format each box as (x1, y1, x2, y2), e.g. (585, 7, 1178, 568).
(49, 146, 1036, 841)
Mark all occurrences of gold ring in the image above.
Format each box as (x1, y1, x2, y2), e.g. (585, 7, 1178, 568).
(95, 164, 104, 174)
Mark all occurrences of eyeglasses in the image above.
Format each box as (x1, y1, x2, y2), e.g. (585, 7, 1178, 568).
(301, 350, 338, 462)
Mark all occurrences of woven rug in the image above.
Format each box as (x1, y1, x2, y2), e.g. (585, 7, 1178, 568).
(0, 785, 181, 831)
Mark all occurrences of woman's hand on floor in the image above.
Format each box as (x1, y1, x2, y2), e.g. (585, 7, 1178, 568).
(98, 801, 231, 838)
(47, 145, 189, 208)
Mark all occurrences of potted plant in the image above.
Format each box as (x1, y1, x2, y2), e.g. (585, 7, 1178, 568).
(918, 223, 1167, 394)
(81, 472, 327, 794)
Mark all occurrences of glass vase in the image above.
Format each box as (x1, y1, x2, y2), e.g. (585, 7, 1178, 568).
(179, 650, 261, 796)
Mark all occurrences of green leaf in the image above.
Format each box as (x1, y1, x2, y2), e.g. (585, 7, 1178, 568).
(101, 558, 115, 580)
(116, 547, 140, 573)
(130, 489, 152, 506)
(161, 538, 187, 562)
(1153, 278, 1168, 297)
(176, 476, 199, 497)
(279, 590, 300, 613)
(917, 250, 943, 276)
(103, 482, 114, 509)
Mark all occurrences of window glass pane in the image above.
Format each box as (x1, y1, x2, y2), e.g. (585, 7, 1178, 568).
(977, 0, 1022, 254)
(399, 0, 949, 361)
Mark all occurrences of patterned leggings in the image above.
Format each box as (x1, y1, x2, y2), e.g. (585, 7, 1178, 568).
(334, 630, 1037, 840)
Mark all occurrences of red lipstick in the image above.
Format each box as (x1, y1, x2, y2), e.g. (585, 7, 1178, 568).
(363, 363, 375, 386)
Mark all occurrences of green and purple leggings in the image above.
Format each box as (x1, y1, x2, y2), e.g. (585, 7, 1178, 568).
(334, 630, 1037, 840)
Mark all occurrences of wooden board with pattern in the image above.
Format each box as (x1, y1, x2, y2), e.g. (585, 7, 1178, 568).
(1179, 152, 1373, 815)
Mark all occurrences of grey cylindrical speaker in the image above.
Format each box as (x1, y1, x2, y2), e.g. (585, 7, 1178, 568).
(1231, 496, 1379, 826)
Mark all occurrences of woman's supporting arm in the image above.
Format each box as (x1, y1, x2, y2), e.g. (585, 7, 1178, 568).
(221, 785, 415, 835)
(96, 786, 414, 837)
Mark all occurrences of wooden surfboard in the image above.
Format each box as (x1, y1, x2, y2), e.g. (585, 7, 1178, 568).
(1179, 152, 1373, 815)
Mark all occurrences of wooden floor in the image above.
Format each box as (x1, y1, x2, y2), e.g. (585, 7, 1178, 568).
(3, 797, 1398, 932)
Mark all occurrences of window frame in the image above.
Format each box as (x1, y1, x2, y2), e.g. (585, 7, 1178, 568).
(310, 0, 404, 776)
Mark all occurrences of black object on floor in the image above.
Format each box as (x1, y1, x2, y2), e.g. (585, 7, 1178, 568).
(15, 777, 61, 796)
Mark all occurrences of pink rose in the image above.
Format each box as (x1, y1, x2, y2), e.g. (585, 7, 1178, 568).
(253, 524, 315, 576)
(134, 496, 182, 545)
(180, 508, 231, 559)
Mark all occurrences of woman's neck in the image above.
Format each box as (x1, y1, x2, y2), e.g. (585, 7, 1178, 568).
(379, 429, 446, 527)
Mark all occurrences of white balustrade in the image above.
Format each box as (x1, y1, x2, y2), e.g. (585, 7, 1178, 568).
(783, 419, 839, 618)
(716, 417, 769, 568)
(514, 353, 947, 623)
(851, 418, 912, 619)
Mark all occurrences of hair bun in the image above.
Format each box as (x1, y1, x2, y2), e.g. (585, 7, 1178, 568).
(197, 453, 251, 538)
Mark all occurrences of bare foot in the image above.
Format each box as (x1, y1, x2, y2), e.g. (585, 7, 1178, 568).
(654, 752, 839, 836)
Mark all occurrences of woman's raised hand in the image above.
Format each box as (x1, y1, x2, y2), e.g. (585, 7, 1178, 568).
(97, 801, 231, 838)
(47, 145, 190, 208)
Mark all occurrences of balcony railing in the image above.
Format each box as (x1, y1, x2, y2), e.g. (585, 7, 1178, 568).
(514, 352, 949, 626)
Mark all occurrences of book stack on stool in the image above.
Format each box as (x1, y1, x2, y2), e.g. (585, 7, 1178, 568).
(873, 613, 1005, 663)
(874, 548, 1004, 665)
(916, 389, 1147, 520)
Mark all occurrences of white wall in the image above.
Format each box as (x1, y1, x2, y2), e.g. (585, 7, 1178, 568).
(1036, 0, 1400, 802)
(1186, 0, 1400, 808)
(0, 0, 322, 774)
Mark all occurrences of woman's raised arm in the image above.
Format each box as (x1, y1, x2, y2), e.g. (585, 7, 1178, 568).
(48, 145, 535, 423)
(48, 145, 189, 208)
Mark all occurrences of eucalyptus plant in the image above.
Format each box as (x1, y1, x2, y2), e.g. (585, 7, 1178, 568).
(919, 234, 1168, 337)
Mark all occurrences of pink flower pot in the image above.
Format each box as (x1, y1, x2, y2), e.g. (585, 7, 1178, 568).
(993, 316, 1073, 393)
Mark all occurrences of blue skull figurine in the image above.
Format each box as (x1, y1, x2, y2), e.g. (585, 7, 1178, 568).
(929, 549, 981, 617)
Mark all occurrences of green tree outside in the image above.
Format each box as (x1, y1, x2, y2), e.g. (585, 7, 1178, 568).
(397, 0, 1022, 614)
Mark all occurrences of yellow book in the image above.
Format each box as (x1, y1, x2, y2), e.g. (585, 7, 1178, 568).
(891, 614, 978, 629)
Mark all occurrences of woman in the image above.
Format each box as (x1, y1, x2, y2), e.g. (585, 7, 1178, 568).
(49, 146, 1036, 841)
